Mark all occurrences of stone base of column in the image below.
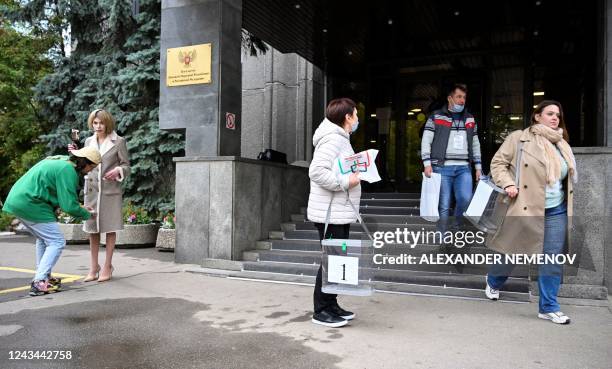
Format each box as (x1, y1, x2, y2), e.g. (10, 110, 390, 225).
(173, 156, 309, 265)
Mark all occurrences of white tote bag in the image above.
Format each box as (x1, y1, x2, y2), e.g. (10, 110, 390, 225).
(463, 142, 523, 233)
(463, 176, 508, 233)
(420, 172, 441, 222)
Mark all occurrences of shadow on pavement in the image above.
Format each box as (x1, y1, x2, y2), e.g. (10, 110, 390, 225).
(0, 297, 341, 369)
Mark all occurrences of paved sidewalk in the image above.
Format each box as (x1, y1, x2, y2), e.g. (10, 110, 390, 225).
(1, 235, 611, 369)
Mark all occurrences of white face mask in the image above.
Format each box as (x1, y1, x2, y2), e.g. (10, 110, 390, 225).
(351, 119, 359, 133)
(448, 96, 465, 113)
(450, 103, 464, 113)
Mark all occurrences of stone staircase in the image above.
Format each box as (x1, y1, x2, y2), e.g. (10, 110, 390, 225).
(232, 192, 531, 302)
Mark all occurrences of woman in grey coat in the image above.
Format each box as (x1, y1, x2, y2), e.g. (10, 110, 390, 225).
(69, 109, 130, 282)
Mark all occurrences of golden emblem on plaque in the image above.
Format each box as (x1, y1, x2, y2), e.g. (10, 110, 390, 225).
(167, 43, 212, 86)
(178, 49, 196, 67)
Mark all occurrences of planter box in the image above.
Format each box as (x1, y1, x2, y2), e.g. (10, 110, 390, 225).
(156, 228, 175, 251)
(101, 224, 159, 249)
(58, 223, 89, 244)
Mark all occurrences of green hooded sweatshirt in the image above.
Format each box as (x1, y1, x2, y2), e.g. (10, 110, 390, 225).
(2, 156, 91, 223)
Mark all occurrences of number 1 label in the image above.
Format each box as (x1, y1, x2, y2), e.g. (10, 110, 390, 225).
(327, 255, 359, 285)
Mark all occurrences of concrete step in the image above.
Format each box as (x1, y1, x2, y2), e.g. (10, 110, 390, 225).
(361, 192, 420, 200)
(530, 282, 609, 300)
(255, 241, 272, 250)
(268, 231, 284, 240)
(242, 248, 529, 276)
(228, 270, 530, 302)
(280, 223, 297, 232)
(360, 206, 420, 215)
(289, 221, 481, 235)
(292, 221, 439, 231)
(360, 199, 421, 207)
(282, 226, 482, 240)
(360, 213, 434, 223)
(294, 213, 438, 224)
(269, 239, 320, 251)
(242, 250, 260, 262)
(243, 249, 320, 264)
(258, 245, 494, 257)
(300, 206, 421, 217)
(268, 239, 488, 252)
(282, 230, 370, 240)
(246, 192, 531, 302)
(240, 261, 529, 293)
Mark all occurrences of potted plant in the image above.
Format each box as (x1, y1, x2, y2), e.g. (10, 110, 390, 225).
(156, 212, 176, 251)
(101, 202, 159, 248)
(56, 210, 89, 244)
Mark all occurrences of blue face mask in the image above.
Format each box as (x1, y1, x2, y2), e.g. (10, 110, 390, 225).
(449, 103, 464, 113)
(351, 120, 359, 133)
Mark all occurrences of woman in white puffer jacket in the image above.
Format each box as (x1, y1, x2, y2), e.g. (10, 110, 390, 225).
(308, 97, 362, 328)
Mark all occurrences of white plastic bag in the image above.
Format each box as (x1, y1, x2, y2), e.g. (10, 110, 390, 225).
(420, 172, 441, 222)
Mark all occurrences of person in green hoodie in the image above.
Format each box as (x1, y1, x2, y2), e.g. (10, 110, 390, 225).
(2, 147, 101, 296)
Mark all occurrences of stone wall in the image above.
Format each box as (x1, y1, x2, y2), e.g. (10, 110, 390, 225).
(241, 45, 325, 163)
(173, 157, 309, 265)
(566, 148, 612, 296)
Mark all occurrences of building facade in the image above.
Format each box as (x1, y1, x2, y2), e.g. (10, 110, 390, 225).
(160, 0, 612, 297)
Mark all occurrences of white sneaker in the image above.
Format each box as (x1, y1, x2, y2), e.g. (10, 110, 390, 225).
(538, 311, 571, 324)
(485, 275, 499, 300)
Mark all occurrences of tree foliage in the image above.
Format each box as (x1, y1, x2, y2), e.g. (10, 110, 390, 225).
(5, 0, 184, 213)
(0, 1, 53, 200)
(1, 0, 269, 212)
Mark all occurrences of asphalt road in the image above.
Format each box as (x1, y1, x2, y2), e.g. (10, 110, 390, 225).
(1, 235, 611, 369)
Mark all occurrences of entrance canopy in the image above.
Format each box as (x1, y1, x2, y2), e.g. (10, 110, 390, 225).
(244, 0, 601, 141)
(244, 0, 603, 189)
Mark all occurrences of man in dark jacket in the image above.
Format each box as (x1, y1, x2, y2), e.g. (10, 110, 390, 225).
(421, 84, 482, 235)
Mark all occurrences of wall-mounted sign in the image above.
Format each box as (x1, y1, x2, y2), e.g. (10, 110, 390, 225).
(225, 112, 236, 130)
(166, 43, 212, 87)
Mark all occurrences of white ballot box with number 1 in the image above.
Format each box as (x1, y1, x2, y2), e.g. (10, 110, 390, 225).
(322, 238, 374, 296)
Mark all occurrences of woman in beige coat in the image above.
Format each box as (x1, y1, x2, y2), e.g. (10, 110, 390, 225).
(69, 109, 130, 282)
(485, 100, 577, 324)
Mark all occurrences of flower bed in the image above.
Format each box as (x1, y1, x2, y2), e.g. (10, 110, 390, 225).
(102, 223, 159, 248)
(101, 203, 158, 248)
(156, 212, 175, 251)
(56, 211, 88, 244)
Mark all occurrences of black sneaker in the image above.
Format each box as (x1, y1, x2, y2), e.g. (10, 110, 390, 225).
(312, 310, 348, 328)
(329, 304, 355, 320)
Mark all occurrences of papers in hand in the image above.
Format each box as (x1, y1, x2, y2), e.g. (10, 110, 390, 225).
(334, 149, 381, 183)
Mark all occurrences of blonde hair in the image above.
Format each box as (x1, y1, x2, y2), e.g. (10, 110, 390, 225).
(87, 109, 115, 134)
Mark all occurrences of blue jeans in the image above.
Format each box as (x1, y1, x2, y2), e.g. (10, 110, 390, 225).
(432, 165, 473, 232)
(20, 219, 66, 281)
(487, 202, 567, 313)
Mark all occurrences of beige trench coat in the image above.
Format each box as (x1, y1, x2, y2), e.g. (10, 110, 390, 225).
(83, 131, 130, 234)
(488, 127, 574, 255)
